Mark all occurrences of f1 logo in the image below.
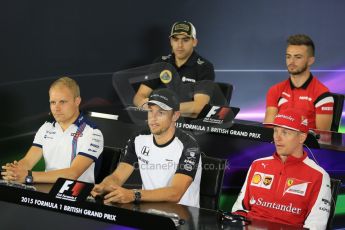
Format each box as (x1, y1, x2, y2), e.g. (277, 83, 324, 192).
(58, 180, 85, 196)
(205, 106, 231, 120)
(206, 106, 220, 118)
(59, 180, 74, 193)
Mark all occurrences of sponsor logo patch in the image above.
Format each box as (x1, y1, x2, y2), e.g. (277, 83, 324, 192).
(159, 70, 172, 84)
(283, 178, 310, 196)
(250, 172, 274, 189)
(249, 196, 302, 214)
(140, 146, 150, 156)
(321, 106, 333, 111)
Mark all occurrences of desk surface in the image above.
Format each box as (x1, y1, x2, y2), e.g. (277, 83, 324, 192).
(0, 183, 310, 230)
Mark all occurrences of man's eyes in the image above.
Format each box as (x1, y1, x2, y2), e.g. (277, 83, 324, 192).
(50, 100, 67, 104)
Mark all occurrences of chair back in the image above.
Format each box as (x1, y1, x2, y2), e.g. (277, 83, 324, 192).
(117, 148, 142, 189)
(327, 178, 341, 229)
(330, 93, 344, 132)
(200, 154, 227, 210)
(213, 82, 233, 105)
(94, 146, 122, 184)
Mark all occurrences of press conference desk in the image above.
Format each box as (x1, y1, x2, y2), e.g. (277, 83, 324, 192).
(0, 183, 305, 230)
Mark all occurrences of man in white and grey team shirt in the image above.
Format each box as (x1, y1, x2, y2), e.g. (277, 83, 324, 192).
(92, 88, 202, 207)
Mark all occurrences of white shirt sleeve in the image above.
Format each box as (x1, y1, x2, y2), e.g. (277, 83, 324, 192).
(78, 127, 104, 162)
(232, 165, 252, 213)
(33, 122, 49, 148)
(303, 171, 331, 230)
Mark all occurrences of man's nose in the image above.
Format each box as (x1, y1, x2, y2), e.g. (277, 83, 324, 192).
(54, 104, 61, 110)
(177, 40, 183, 47)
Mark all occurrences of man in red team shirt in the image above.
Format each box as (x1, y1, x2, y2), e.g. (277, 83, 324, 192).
(233, 109, 331, 229)
(264, 34, 334, 131)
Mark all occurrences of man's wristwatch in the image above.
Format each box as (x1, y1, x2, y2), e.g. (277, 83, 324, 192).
(133, 189, 141, 204)
(25, 170, 34, 185)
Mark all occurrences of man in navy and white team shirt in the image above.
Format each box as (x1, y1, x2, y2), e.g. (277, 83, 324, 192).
(92, 88, 202, 207)
(2, 77, 104, 184)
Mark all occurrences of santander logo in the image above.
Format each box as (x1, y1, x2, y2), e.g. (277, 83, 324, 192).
(250, 196, 302, 214)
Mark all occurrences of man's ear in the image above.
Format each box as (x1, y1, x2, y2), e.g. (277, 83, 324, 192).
(308, 56, 315, 66)
(299, 132, 307, 144)
(193, 38, 198, 47)
(75, 96, 82, 106)
(172, 111, 181, 122)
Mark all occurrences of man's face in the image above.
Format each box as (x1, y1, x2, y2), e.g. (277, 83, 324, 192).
(286, 45, 314, 75)
(147, 104, 174, 136)
(170, 34, 197, 61)
(49, 85, 80, 126)
(273, 126, 306, 157)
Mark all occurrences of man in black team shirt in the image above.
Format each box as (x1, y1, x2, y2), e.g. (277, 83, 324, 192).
(93, 88, 202, 207)
(133, 21, 216, 118)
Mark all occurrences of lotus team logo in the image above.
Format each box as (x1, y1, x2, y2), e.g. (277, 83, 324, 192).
(159, 70, 172, 84)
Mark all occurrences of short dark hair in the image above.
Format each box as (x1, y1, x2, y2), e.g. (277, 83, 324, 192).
(287, 34, 315, 57)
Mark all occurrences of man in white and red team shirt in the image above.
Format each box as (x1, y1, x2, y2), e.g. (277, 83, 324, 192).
(233, 109, 331, 229)
(264, 34, 334, 131)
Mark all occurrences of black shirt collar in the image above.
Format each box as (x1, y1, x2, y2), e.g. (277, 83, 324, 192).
(171, 51, 198, 68)
(153, 133, 176, 148)
(289, 73, 313, 89)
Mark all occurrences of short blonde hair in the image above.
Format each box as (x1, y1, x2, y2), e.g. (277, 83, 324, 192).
(49, 77, 80, 98)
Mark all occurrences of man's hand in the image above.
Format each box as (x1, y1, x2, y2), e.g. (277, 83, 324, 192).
(1, 161, 27, 183)
(91, 184, 106, 197)
(103, 185, 135, 204)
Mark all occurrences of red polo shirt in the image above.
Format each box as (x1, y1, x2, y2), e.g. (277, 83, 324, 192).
(266, 75, 334, 129)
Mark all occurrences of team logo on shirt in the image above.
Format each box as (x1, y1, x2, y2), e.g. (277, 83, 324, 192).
(299, 96, 312, 101)
(196, 58, 205, 65)
(250, 172, 274, 189)
(251, 174, 262, 184)
(44, 130, 56, 139)
(159, 70, 172, 84)
(321, 106, 333, 111)
(181, 76, 196, 83)
(249, 196, 302, 214)
(283, 178, 310, 196)
(183, 148, 198, 171)
(71, 132, 83, 137)
(301, 118, 308, 127)
(141, 146, 150, 156)
(263, 176, 273, 186)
